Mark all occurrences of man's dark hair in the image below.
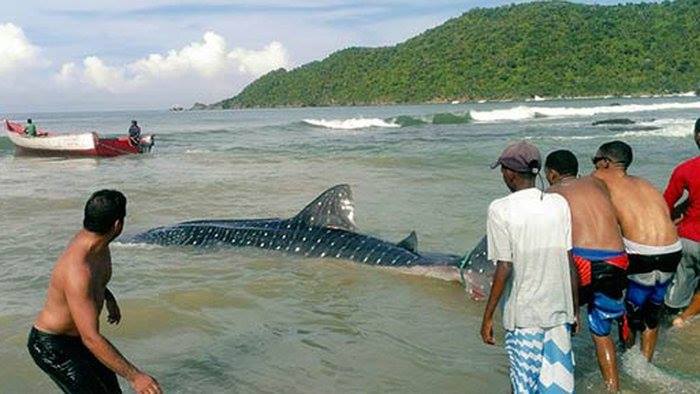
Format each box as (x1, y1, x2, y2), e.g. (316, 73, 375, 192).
(83, 190, 127, 234)
(27, 118, 32, 123)
(545, 150, 579, 177)
(695, 118, 699, 134)
(598, 140, 633, 169)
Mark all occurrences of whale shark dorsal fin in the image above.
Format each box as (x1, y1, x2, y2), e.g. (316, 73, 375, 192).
(292, 184, 357, 231)
(397, 231, 418, 253)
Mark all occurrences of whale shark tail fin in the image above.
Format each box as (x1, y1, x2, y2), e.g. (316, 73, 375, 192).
(292, 184, 357, 231)
(397, 231, 418, 253)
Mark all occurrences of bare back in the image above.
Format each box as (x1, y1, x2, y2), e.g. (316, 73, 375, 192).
(594, 171, 678, 246)
(549, 176, 624, 251)
(34, 232, 112, 336)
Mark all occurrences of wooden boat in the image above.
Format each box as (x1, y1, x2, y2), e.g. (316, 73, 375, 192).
(4, 120, 154, 157)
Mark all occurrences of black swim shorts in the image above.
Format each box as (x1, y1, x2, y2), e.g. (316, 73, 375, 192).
(27, 327, 121, 393)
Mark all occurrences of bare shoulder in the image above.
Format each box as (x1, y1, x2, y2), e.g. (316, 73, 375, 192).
(579, 175, 609, 193)
(59, 243, 93, 292)
(627, 175, 660, 191)
(545, 183, 563, 194)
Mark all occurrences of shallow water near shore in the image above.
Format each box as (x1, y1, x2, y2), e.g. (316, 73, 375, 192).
(1, 97, 700, 392)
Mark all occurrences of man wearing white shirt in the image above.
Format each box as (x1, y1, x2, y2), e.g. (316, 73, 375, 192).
(480, 141, 579, 394)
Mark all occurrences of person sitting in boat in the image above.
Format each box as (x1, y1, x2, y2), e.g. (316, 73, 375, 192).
(24, 119, 37, 137)
(128, 120, 141, 147)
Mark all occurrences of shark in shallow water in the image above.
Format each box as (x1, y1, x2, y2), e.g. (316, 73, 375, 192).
(128, 184, 495, 298)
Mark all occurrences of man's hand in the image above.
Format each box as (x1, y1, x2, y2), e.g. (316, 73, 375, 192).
(572, 310, 581, 336)
(106, 297, 121, 325)
(481, 318, 495, 345)
(673, 214, 684, 225)
(131, 372, 163, 394)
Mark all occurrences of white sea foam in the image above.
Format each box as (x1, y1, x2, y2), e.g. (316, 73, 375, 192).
(185, 148, 212, 154)
(621, 346, 700, 393)
(112, 241, 163, 250)
(470, 101, 700, 123)
(613, 118, 695, 138)
(302, 118, 399, 130)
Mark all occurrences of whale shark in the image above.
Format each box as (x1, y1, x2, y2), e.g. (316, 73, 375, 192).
(128, 184, 495, 297)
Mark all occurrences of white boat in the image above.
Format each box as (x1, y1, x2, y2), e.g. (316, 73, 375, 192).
(5, 120, 154, 157)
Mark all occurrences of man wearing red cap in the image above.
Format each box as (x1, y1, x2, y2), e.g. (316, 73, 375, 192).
(480, 141, 578, 394)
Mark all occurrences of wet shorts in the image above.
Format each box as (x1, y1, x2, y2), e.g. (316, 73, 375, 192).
(665, 238, 700, 308)
(624, 242, 683, 331)
(572, 247, 628, 336)
(624, 278, 671, 332)
(27, 327, 121, 393)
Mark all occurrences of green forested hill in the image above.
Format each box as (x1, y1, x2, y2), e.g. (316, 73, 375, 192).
(212, 0, 700, 109)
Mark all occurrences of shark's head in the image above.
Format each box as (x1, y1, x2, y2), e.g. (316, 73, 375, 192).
(459, 236, 496, 300)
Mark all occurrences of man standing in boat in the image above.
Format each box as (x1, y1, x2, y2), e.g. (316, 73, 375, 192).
(24, 118, 37, 137)
(27, 190, 162, 394)
(128, 120, 141, 148)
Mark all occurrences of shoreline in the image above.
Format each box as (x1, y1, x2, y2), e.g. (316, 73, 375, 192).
(198, 91, 699, 111)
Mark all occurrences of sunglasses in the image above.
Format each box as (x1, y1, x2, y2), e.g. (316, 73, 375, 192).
(591, 156, 611, 165)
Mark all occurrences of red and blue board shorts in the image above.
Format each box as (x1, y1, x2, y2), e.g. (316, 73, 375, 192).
(572, 247, 628, 337)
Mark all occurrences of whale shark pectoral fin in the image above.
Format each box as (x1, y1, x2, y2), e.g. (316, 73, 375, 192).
(291, 184, 357, 231)
(397, 231, 418, 253)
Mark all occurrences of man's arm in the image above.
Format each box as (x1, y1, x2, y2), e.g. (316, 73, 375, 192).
(104, 287, 121, 324)
(65, 269, 139, 378)
(480, 261, 512, 345)
(104, 287, 115, 301)
(65, 266, 160, 393)
(663, 167, 686, 219)
(568, 251, 580, 335)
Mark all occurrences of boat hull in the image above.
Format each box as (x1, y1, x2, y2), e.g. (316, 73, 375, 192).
(5, 120, 153, 157)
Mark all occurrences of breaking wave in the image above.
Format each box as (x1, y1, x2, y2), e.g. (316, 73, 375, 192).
(610, 118, 695, 138)
(303, 100, 700, 130)
(303, 112, 472, 130)
(470, 101, 700, 122)
(302, 118, 400, 130)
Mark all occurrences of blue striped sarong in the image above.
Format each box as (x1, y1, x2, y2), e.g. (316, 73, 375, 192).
(504, 325, 574, 393)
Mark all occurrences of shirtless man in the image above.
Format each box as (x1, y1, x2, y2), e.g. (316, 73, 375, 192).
(27, 190, 162, 394)
(545, 150, 628, 391)
(592, 141, 682, 362)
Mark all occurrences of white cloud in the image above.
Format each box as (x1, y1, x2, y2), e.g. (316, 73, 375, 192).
(54, 62, 77, 84)
(82, 56, 129, 92)
(129, 31, 228, 80)
(0, 23, 40, 73)
(55, 31, 290, 92)
(228, 41, 289, 77)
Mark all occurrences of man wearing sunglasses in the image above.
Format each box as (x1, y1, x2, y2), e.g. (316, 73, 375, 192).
(592, 141, 681, 362)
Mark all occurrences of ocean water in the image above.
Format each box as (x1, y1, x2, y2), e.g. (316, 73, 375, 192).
(1, 97, 699, 392)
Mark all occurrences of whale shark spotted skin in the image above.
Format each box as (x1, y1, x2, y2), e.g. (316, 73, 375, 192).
(128, 184, 496, 292)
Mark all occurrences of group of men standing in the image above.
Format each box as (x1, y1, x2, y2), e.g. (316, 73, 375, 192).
(23, 119, 699, 393)
(481, 119, 700, 393)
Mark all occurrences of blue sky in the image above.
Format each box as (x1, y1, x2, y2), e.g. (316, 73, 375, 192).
(1, 1, 657, 112)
